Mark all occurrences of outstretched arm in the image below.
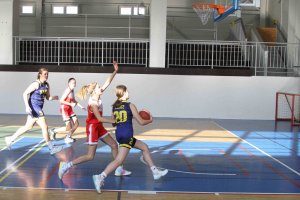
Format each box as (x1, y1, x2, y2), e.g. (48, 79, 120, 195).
(130, 103, 153, 126)
(100, 61, 119, 92)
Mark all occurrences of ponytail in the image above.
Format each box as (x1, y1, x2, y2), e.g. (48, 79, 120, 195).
(77, 85, 90, 100)
(77, 82, 97, 100)
(113, 99, 122, 108)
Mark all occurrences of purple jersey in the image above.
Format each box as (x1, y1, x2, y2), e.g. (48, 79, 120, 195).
(28, 80, 48, 117)
(113, 101, 134, 143)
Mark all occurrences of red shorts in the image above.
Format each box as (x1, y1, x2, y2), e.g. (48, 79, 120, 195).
(60, 105, 76, 121)
(86, 123, 108, 145)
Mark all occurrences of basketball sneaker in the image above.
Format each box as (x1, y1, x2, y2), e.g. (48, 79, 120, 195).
(64, 136, 76, 144)
(114, 166, 132, 176)
(49, 145, 63, 155)
(152, 168, 168, 180)
(92, 174, 104, 193)
(49, 128, 56, 141)
(58, 162, 70, 179)
(5, 136, 13, 150)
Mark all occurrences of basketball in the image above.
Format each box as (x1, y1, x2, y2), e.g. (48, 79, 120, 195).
(139, 110, 151, 120)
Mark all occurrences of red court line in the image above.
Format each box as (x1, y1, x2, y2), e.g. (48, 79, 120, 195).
(239, 145, 300, 189)
(219, 149, 249, 176)
(39, 162, 60, 187)
(178, 149, 196, 173)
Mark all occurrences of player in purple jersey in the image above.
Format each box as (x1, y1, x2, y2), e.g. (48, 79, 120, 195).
(92, 85, 168, 193)
(5, 67, 63, 155)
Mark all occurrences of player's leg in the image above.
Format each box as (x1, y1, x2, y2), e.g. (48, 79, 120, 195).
(93, 147, 130, 193)
(63, 115, 78, 143)
(134, 139, 168, 180)
(49, 108, 71, 140)
(5, 115, 37, 149)
(58, 144, 97, 179)
(36, 117, 63, 155)
(101, 134, 131, 176)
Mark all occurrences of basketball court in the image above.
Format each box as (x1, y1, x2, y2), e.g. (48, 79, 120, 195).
(0, 115, 299, 198)
(0, 0, 300, 199)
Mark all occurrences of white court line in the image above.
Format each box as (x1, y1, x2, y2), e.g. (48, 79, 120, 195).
(0, 138, 45, 176)
(167, 169, 236, 176)
(212, 121, 300, 177)
(140, 153, 237, 176)
(0, 137, 24, 152)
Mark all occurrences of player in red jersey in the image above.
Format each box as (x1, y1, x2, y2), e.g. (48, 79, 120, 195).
(49, 78, 86, 144)
(58, 61, 131, 180)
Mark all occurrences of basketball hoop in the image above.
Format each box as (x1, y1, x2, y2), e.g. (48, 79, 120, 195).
(192, 3, 225, 25)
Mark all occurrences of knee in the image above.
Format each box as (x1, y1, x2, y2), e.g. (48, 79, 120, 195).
(86, 154, 94, 161)
(110, 142, 118, 151)
(142, 144, 150, 154)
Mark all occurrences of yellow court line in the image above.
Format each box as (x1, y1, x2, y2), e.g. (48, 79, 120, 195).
(0, 142, 47, 183)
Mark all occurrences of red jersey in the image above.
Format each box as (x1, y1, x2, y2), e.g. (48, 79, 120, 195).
(63, 90, 74, 104)
(86, 97, 103, 124)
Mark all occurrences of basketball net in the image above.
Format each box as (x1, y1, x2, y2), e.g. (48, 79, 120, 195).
(192, 4, 215, 25)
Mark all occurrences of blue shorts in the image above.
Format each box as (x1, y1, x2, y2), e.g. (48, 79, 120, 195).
(30, 104, 44, 118)
(117, 137, 137, 149)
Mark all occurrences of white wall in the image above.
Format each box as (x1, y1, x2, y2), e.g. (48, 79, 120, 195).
(0, 71, 299, 120)
(0, 0, 13, 64)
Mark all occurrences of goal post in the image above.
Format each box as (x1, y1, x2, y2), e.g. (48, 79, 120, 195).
(275, 92, 300, 126)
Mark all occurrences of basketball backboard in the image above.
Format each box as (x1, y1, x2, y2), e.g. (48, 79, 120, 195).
(213, 0, 239, 22)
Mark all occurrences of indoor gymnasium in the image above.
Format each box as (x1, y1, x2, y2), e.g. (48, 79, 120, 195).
(0, 0, 299, 199)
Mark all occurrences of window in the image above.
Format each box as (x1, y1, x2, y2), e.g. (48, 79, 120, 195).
(120, 5, 146, 16)
(20, 4, 35, 16)
(52, 6, 65, 14)
(120, 6, 132, 15)
(66, 5, 78, 15)
(22, 5, 33, 14)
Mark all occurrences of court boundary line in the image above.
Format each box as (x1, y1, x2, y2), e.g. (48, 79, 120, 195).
(212, 121, 300, 176)
(0, 138, 45, 179)
(140, 152, 237, 176)
(0, 186, 300, 195)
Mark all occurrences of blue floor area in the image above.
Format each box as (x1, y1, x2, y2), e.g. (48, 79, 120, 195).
(0, 119, 300, 194)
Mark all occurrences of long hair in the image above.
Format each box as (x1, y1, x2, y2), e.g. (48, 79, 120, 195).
(77, 82, 97, 100)
(37, 67, 48, 79)
(112, 85, 127, 108)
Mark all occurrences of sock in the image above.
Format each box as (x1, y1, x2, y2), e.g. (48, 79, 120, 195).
(67, 162, 73, 168)
(47, 141, 53, 149)
(151, 166, 158, 173)
(100, 172, 107, 179)
(10, 135, 17, 142)
(66, 131, 72, 138)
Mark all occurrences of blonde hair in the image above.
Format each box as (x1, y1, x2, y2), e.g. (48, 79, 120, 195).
(112, 85, 127, 108)
(37, 67, 48, 79)
(77, 82, 97, 100)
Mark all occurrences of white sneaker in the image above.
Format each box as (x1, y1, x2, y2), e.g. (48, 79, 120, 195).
(58, 162, 69, 179)
(114, 166, 132, 176)
(49, 145, 63, 155)
(153, 168, 168, 180)
(49, 128, 56, 141)
(64, 136, 75, 144)
(5, 136, 13, 150)
(92, 174, 104, 193)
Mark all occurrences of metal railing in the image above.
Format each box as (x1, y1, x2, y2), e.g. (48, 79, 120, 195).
(14, 36, 299, 76)
(14, 37, 149, 67)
